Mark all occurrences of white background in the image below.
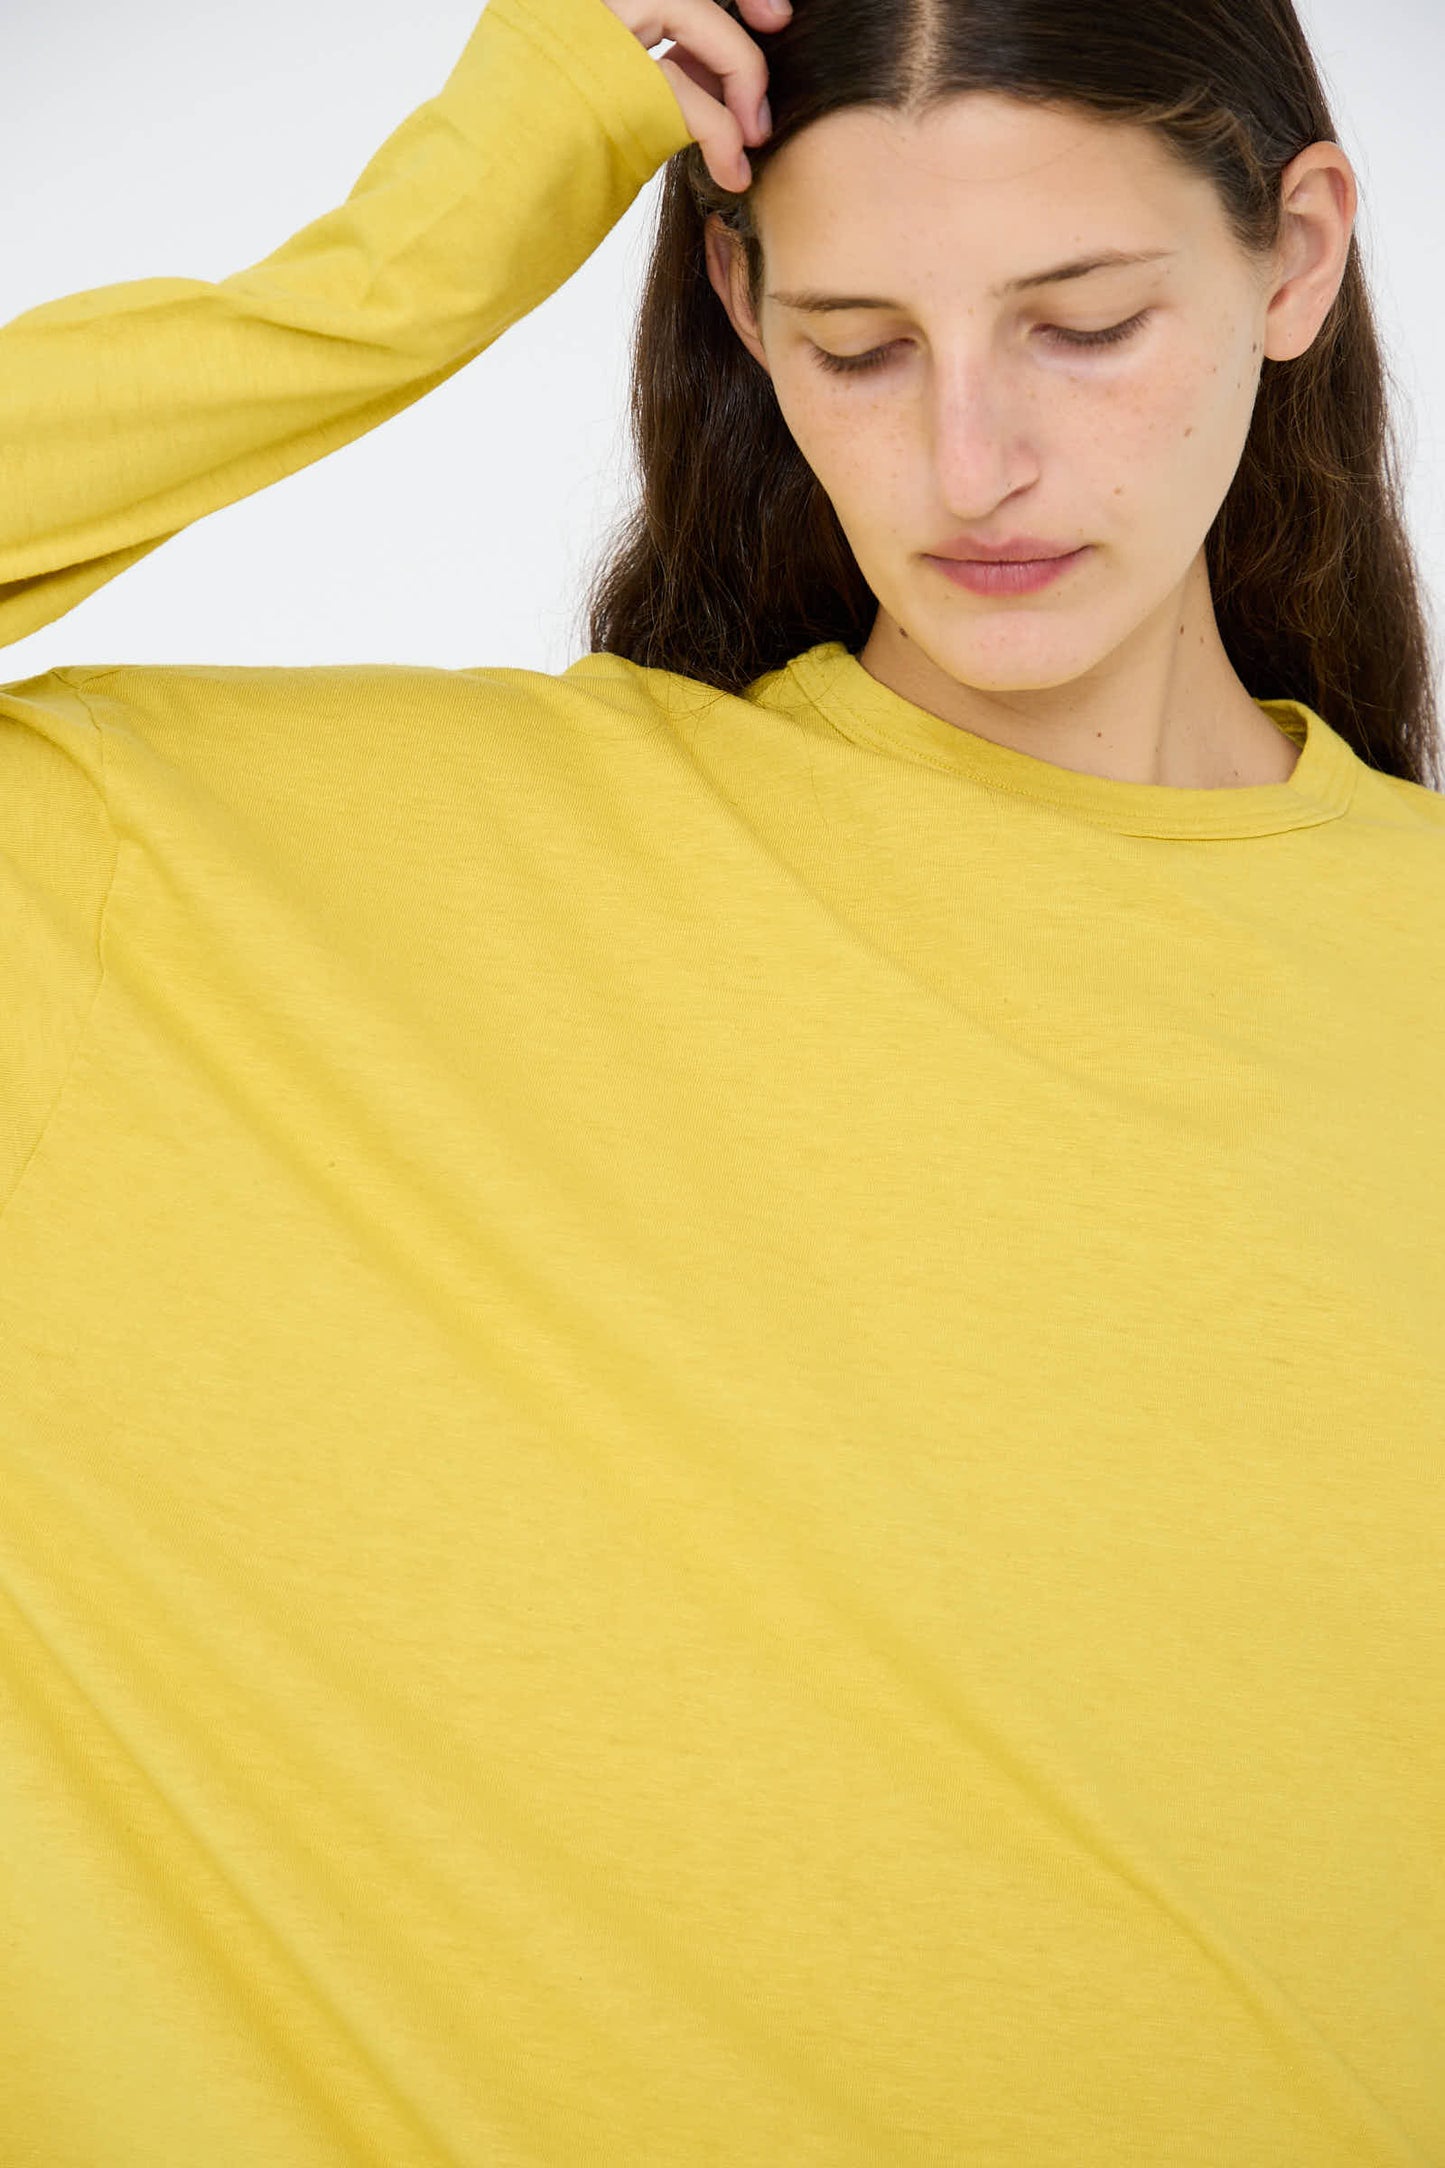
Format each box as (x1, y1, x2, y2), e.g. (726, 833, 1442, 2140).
(1, 0, 1441, 683)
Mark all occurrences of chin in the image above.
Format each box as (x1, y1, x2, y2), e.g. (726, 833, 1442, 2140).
(925, 625, 1105, 691)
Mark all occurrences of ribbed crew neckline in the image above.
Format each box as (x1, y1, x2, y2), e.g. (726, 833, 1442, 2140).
(786, 640, 1359, 841)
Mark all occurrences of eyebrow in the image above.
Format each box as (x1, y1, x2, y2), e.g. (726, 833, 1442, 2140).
(766, 248, 1176, 313)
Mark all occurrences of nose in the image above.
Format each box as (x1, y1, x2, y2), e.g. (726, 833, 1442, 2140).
(923, 355, 1041, 513)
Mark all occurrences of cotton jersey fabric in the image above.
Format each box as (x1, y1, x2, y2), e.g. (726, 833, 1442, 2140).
(1, 0, 1443, 2159)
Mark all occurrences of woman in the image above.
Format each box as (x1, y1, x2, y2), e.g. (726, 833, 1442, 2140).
(1, 0, 1440, 2159)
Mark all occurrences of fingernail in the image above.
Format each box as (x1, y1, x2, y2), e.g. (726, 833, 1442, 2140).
(757, 96, 772, 134)
(767, 0, 791, 16)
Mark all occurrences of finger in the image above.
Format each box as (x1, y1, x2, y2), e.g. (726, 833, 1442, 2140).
(657, 0, 771, 141)
(657, 56, 754, 189)
(717, 0, 792, 33)
(660, 44, 725, 102)
(663, 42, 770, 142)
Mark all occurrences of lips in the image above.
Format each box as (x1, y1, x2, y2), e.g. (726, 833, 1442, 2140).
(928, 535, 1079, 563)
(928, 548, 1090, 596)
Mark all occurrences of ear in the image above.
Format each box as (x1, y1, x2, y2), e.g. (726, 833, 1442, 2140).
(703, 213, 772, 375)
(1261, 142, 1358, 364)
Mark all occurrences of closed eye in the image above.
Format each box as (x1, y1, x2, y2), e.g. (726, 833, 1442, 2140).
(809, 311, 1154, 377)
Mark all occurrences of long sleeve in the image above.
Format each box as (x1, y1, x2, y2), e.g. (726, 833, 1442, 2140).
(0, 0, 693, 655)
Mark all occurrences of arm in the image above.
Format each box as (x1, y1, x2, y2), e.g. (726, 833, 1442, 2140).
(0, 0, 692, 655)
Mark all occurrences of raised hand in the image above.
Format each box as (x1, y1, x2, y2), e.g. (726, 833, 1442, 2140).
(600, 0, 789, 192)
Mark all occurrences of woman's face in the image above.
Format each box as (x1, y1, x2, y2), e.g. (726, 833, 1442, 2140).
(705, 94, 1349, 703)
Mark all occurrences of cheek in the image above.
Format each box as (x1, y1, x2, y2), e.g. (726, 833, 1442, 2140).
(774, 346, 928, 444)
(1095, 354, 1248, 520)
(772, 372, 885, 474)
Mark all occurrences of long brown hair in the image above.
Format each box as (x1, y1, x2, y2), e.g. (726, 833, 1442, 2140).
(582, 0, 1443, 790)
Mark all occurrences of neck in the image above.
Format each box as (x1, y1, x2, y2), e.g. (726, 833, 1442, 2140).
(857, 548, 1300, 789)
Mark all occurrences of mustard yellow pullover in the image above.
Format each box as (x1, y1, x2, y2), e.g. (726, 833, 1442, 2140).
(2, 0, 1442, 2159)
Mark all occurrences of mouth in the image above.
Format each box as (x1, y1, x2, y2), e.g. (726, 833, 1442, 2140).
(926, 546, 1092, 595)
